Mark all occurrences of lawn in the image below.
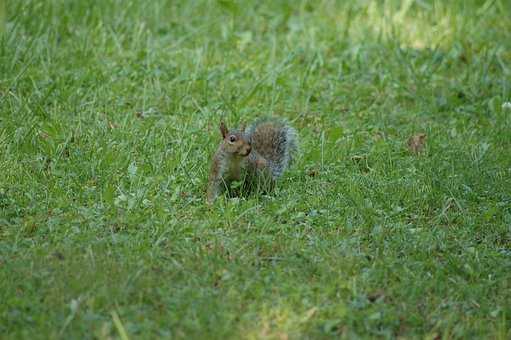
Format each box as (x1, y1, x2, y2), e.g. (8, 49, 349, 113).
(1, 0, 510, 338)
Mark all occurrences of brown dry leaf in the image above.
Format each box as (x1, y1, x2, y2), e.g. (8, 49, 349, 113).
(367, 290, 385, 303)
(351, 155, 371, 173)
(407, 133, 427, 154)
(307, 169, 319, 177)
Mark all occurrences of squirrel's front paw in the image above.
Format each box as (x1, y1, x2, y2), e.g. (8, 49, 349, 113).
(255, 158, 268, 169)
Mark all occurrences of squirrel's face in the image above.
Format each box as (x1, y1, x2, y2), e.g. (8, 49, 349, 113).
(219, 121, 252, 157)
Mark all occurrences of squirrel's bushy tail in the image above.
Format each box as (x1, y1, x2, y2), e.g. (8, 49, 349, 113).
(248, 118, 298, 179)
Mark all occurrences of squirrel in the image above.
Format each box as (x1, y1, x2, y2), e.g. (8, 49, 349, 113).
(206, 118, 298, 204)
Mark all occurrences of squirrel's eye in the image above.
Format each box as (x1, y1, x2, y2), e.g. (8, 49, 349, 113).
(229, 136, 237, 142)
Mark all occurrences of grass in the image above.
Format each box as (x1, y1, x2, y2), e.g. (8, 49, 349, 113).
(1, 0, 510, 338)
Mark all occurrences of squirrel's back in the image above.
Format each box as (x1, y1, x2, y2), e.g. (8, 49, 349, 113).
(247, 118, 298, 179)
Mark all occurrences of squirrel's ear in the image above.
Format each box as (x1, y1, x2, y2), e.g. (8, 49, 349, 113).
(239, 121, 246, 132)
(219, 121, 228, 138)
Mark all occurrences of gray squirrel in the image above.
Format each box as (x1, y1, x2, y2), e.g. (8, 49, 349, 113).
(206, 118, 298, 204)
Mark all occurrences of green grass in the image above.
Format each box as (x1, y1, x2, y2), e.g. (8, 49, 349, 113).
(1, 0, 510, 338)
